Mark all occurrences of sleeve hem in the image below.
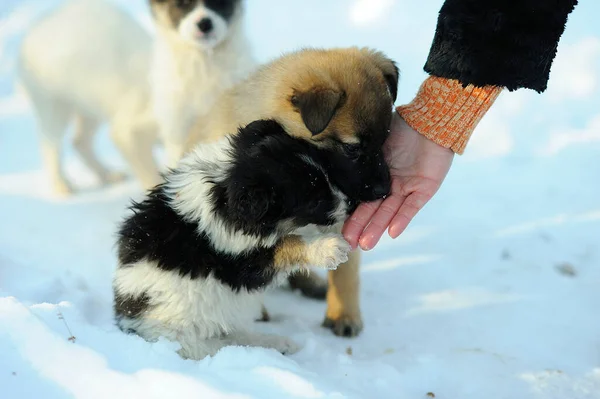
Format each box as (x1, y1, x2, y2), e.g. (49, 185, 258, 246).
(396, 76, 503, 154)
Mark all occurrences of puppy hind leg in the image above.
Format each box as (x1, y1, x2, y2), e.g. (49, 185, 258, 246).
(288, 271, 328, 300)
(256, 304, 270, 322)
(72, 113, 126, 185)
(110, 118, 161, 191)
(163, 141, 187, 169)
(33, 99, 72, 196)
(158, 114, 194, 168)
(40, 135, 71, 196)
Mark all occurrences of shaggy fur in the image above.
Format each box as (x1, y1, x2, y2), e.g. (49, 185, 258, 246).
(424, 0, 578, 92)
(113, 119, 390, 360)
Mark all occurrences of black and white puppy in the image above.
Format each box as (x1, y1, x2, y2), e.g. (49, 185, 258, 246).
(112, 119, 389, 360)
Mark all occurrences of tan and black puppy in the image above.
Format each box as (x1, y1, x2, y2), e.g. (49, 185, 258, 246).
(186, 47, 399, 336)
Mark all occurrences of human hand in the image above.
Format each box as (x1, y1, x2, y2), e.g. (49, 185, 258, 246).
(342, 111, 454, 250)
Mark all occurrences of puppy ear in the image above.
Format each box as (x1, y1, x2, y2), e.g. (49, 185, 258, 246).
(291, 88, 344, 136)
(227, 182, 277, 226)
(361, 48, 400, 102)
(225, 137, 285, 229)
(384, 61, 400, 102)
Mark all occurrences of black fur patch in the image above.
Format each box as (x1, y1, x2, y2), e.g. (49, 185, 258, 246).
(117, 187, 278, 292)
(204, 0, 239, 21)
(149, 0, 240, 28)
(424, 0, 578, 92)
(212, 120, 344, 236)
(114, 292, 151, 319)
(383, 61, 399, 102)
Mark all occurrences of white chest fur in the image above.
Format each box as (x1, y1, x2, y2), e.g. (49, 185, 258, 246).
(150, 25, 255, 165)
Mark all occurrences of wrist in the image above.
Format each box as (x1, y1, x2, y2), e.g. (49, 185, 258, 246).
(396, 76, 502, 154)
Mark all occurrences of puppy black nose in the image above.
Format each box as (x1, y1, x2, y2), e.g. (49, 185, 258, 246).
(372, 182, 390, 199)
(197, 18, 213, 33)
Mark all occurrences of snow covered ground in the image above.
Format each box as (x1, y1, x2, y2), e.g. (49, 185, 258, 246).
(1, 1, 599, 398)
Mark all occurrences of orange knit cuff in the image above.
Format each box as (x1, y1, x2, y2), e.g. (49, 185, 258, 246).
(396, 76, 503, 154)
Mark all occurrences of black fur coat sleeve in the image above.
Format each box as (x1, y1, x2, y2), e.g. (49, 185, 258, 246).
(424, 0, 578, 92)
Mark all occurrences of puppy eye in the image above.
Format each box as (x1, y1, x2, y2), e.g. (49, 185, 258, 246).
(343, 143, 361, 160)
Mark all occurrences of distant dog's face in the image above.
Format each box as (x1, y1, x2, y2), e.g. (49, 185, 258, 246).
(269, 48, 399, 203)
(149, 0, 241, 49)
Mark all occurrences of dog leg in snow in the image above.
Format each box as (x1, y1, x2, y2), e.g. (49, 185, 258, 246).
(72, 114, 127, 185)
(110, 118, 161, 190)
(164, 141, 187, 168)
(288, 271, 328, 300)
(35, 101, 72, 196)
(256, 305, 271, 322)
(40, 135, 72, 197)
(323, 249, 363, 337)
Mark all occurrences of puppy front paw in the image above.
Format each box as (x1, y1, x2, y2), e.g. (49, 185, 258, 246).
(305, 234, 351, 270)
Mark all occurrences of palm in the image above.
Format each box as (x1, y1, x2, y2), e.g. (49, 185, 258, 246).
(342, 112, 454, 250)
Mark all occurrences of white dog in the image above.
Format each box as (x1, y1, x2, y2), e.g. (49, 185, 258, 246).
(148, 0, 255, 166)
(18, 0, 161, 195)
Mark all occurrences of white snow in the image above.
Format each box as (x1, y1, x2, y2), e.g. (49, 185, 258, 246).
(1, 1, 599, 398)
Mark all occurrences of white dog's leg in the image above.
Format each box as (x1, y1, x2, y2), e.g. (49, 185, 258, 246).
(155, 100, 192, 168)
(164, 141, 187, 168)
(72, 114, 127, 185)
(34, 99, 72, 196)
(160, 117, 190, 168)
(40, 135, 71, 196)
(110, 116, 161, 190)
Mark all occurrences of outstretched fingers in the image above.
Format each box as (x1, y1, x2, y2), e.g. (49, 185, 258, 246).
(388, 191, 431, 239)
(342, 200, 382, 248)
(357, 194, 406, 250)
